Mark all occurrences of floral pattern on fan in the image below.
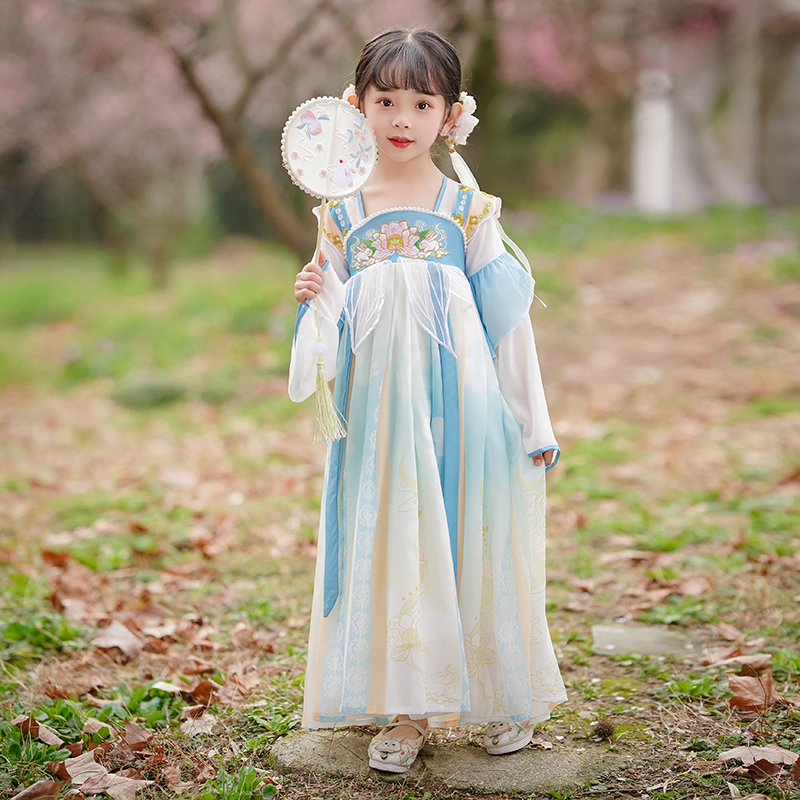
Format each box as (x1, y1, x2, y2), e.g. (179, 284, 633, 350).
(281, 97, 377, 200)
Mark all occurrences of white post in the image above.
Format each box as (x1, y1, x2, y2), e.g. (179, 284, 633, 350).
(632, 69, 674, 214)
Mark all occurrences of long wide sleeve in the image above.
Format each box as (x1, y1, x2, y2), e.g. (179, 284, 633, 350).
(287, 207, 349, 402)
(465, 194, 560, 470)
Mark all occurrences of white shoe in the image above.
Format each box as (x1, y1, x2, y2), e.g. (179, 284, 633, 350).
(483, 720, 533, 755)
(367, 717, 427, 773)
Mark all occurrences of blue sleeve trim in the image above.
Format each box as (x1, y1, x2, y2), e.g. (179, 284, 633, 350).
(293, 259, 330, 339)
(468, 252, 534, 357)
(529, 445, 560, 472)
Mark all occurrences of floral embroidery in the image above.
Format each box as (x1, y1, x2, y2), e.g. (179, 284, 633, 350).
(351, 220, 449, 270)
(297, 108, 329, 138)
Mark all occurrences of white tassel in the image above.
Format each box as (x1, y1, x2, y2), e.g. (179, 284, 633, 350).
(448, 145, 481, 191)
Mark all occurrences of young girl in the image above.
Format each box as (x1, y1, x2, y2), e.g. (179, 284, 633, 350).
(289, 28, 566, 773)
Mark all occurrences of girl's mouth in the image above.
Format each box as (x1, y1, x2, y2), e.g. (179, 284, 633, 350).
(389, 137, 412, 148)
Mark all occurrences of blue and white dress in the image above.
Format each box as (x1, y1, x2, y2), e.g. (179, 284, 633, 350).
(289, 177, 567, 729)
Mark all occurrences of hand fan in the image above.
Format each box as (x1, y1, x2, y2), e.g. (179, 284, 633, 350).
(281, 96, 378, 441)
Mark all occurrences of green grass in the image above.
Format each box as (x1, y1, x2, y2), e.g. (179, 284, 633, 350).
(0, 242, 298, 399)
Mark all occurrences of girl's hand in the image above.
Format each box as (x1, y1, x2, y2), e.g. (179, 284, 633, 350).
(533, 449, 556, 467)
(294, 253, 325, 302)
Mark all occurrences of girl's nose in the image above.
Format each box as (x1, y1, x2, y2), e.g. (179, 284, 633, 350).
(392, 113, 409, 128)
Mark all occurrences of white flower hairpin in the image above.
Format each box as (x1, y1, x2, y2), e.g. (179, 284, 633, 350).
(445, 91, 479, 148)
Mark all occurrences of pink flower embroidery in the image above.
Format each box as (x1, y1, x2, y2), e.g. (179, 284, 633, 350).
(297, 108, 329, 138)
(372, 221, 421, 260)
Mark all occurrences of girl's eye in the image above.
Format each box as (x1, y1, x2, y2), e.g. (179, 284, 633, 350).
(379, 98, 392, 107)
(417, 102, 429, 110)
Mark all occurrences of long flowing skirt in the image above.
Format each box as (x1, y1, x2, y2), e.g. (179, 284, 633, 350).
(302, 260, 566, 728)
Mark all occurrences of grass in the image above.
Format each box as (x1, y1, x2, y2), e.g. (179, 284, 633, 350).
(2, 209, 800, 799)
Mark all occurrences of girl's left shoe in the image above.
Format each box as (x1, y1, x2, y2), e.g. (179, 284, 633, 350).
(483, 720, 533, 755)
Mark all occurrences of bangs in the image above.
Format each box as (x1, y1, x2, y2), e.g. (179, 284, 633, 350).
(368, 42, 446, 98)
(355, 30, 461, 107)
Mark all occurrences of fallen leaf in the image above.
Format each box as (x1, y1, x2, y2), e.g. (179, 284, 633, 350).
(81, 773, 152, 800)
(715, 622, 745, 642)
(725, 781, 740, 798)
(107, 742, 136, 765)
(149, 681, 184, 694)
(179, 713, 217, 736)
(678, 576, 712, 597)
(729, 672, 778, 712)
(12, 716, 64, 747)
(83, 718, 116, 737)
(708, 654, 773, 671)
(791, 758, 800, 782)
(11, 780, 65, 800)
(122, 720, 153, 752)
(739, 795, 773, 800)
(530, 737, 553, 750)
(162, 765, 195, 793)
(720, 745, 798, 765)
(91, 621, 142, 664)
(184, 679, 219, 706)
(748, 759, 782, 779)
(180, 705, 207, 720)
(63, 751, 107, 787)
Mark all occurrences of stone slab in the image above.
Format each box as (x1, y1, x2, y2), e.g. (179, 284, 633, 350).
(270, 729, 629, 792)
(592, 624, 706, 657)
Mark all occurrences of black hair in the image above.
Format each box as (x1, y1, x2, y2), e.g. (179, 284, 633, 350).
(354, 29, 462, 110)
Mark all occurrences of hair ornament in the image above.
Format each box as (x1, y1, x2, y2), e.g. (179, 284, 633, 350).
(445, 91, 479, 147)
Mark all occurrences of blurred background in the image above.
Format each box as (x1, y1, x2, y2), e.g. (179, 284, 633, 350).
(3, 0, 800, 285)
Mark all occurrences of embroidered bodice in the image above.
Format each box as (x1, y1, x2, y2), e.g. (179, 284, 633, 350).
(321, 178, 498, 278)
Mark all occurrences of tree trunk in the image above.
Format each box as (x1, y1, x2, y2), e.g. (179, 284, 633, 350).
(172, 52, 313, 261)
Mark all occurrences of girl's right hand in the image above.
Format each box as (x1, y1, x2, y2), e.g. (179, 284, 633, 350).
(294, 253, 325, 302)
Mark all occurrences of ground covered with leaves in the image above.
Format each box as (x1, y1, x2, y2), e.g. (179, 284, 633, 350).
(1, 204, 799, 800)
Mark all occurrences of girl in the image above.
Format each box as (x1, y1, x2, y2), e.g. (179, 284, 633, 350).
(289, 28, 566, 773)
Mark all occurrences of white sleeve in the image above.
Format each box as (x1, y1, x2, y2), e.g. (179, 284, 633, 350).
(287, 217, 348, 403)
(495, 316, 560, 470)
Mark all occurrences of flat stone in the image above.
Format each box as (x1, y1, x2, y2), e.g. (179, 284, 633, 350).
(270, 730, 629, 792)
(592, 624, 705, 657)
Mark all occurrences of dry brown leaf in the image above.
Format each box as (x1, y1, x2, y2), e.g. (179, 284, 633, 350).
(739, 795, 773, 800)
(743, 759, 782, 779)
(11, 780, 65, 800)
(82, 773, 152, 800)
(179, 713, 217, 736)
(708, 654, 773, 671)
(149, 681, 184, 694)
(791, 758, 800, 782)
(184, 679, 219, 706)
(720, 745, 798, 765)
(729, 672, 778, 712)
(122, 720, 153, 752)
(598, 549, 655, 566)
(180, 705, 207, 720)
(107, 742, 136, 765)
(63, 751, 107, 787)
(715, 622, 745, 642)
(91, 621, 142, 664)
(678, 576, 712, 597)
(83, 718, 116, 737)
(195, 762, 216, 782)
(530, 738, 553, 750)
(12, 716, 64, 748)
(162, 765, 195, 793)
(725, 781, 740, 798)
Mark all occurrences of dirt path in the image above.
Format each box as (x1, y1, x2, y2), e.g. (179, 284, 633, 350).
(1, 231, 799, 799)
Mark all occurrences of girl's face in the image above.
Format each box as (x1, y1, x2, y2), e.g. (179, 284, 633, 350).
(358, 86, 461, 166)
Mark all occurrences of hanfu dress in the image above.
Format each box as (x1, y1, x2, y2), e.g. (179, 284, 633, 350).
(289, 177, 567, 729)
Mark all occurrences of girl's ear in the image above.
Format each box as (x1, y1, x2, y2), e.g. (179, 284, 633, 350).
(440, 102, 463, 137)
(345, 92, 358, 108)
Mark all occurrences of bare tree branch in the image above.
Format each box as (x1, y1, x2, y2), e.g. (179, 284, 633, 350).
(230, 0, 331, 120)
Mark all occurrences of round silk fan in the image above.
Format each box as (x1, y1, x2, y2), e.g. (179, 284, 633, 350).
(281, 97, 378, 441)
(281, 96, 377, 200)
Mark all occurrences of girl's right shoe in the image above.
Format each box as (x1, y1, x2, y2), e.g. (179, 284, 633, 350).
(368, 717, 427, 773)
(483, 720, 533, 755)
